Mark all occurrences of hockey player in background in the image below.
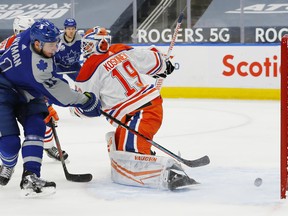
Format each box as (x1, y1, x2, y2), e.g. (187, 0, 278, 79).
(0, 15, 35, 55)
(0, 19, 101, 196)
(70, 26, 196, 190)
(55, 18, 82, 80)
(44, 18, 82, 161)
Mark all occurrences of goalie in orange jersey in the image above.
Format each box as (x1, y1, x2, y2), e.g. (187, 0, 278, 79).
(70, 27, 197, 190)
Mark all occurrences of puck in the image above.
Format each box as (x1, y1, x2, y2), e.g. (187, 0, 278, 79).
(254, 178, 262, 187)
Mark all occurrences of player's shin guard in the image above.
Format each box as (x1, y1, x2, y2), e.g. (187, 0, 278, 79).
(22, 135, 44, 177)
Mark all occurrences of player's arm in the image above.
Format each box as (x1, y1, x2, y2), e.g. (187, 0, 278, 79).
(129, 48, 175, 79)
(31, 61, 101, 117)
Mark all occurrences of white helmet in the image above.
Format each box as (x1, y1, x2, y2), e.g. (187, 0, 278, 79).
(13, 15, 35, 34)
(81, 26, 111, 58)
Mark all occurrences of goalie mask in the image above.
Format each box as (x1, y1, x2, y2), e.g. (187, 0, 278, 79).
(81, 26, 111, 58)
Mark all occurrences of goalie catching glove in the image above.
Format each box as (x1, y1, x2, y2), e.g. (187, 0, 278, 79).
(70, 92, 102, 118)
(153, 60, 175, 79)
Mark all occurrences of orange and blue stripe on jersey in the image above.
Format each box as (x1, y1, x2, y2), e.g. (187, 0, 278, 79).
(104, 84, 160, 127)
(145, 51, 164, 77)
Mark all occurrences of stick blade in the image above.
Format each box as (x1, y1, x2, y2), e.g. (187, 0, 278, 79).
(182, 155, 210, 168)
(66, 173, 93, 182)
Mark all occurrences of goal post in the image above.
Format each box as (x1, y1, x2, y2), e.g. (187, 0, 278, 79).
(281, 34, 288, 199)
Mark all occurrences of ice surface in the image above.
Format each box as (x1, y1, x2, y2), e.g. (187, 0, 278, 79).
(1, 99, 287, 216)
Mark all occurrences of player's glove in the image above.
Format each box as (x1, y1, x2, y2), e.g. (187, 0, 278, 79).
(152, 60, 175, 79)
(44, 105, 59, 124)
(78, 92, 102, 117)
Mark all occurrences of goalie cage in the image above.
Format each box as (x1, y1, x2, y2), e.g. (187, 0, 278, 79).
(281, 34, 288, 199)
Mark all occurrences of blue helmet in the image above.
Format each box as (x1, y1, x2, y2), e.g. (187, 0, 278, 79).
(30, 19, 60, 44)
(64, 18, 77, 28)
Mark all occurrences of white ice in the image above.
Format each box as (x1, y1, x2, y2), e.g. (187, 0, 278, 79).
(1, 98, 287, 216)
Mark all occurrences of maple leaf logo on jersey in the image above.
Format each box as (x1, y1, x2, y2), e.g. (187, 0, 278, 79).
(62, 50, 80, 65)
(37, 59, 48, 72)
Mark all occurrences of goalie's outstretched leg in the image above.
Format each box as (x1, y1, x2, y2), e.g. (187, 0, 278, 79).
(105, 132, 198, 190)
(109, 150, 198, 190)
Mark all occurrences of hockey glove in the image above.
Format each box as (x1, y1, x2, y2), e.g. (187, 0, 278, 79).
(153, 60, 175, 79)
(165, 60, 175, 76)
(79, 92, 102, 117)
(44, 105, 59, 124)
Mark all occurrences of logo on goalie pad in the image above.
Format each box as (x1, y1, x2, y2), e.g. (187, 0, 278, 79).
(134, 155, 157, 162)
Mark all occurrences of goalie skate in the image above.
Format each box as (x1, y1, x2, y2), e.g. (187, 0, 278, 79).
(163, 164, 199, 190)
(20, 171, 56, 197)
(166, 169, 198, 190)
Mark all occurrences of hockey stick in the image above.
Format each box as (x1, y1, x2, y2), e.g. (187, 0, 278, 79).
(155, 11, 184, 90)
(100, 110, 210, 168)
(50, 119, 93, 182)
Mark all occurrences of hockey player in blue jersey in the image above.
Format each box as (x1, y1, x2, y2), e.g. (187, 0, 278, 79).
(0, 19, 101, 196)
(44, 18, 82, 161)
(55, 18, 82, 80)
(0, 16, 70, 162)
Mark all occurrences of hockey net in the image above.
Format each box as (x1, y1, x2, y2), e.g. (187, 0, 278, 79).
(281, 34, 288, 199)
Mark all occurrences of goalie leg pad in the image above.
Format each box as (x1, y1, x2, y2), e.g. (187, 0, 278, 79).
(109, 150, 183, 190)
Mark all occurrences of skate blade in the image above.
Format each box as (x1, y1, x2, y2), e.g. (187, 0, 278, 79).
(21, 186, 56, 198)
(169, 178, 200, 191)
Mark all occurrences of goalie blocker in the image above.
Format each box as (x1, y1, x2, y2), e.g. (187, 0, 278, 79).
(106, 132, 198, 190)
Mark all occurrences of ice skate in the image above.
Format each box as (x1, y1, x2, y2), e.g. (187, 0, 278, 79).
(45, 146, 68, 161)
(0, 165, 14, 186)
(20, 170, 56, 197)
(167, 169, 198, 190)
(164, 164, 199, 190)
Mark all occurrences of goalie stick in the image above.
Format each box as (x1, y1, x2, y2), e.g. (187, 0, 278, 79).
(155, 11, 184, 90)
(100, 110, 210, 168)
(50, 119, 93, 182)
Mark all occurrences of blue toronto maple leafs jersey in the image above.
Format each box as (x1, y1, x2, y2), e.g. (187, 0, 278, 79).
(55, 32, 82, 69)
(0, 29, 87, 107)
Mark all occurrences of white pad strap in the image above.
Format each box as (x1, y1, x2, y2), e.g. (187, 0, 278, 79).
(109, 150, 179, 189)
(105, 131, 116, 153)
